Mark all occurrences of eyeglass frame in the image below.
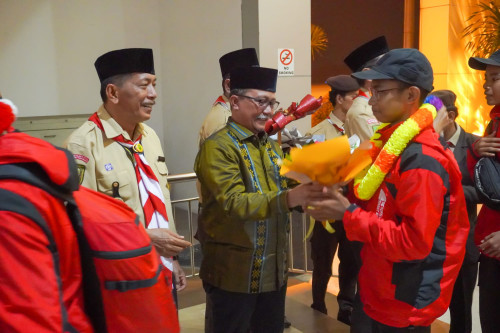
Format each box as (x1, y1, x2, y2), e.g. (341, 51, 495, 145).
(235, 94, 280, 110)
(369, 87, 403, 100)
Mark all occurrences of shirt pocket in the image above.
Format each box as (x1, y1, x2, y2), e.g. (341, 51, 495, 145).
(154, 160, 170, 191)
(97, 169, 132, 201)
(155, 160, 169, 176)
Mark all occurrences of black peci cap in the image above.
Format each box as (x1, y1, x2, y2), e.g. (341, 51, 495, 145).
(469, 49, 500, 70)
(352, 48, 434, 92)
(230, 67, 278, 92)
(219, 48, 259, 77)
(94, 48, 155, 83)
(325, 75, 360, 92)
(344, 36, 389, 72)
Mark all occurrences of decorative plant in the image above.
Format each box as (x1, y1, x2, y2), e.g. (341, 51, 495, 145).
(311, 97, 331, 127)
(463, 0, 500, 57)
(311, 24, 328, 60)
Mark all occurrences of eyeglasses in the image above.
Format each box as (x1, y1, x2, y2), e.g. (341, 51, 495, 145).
(369, 87, 401, 100)
(236, 94, 280, 110)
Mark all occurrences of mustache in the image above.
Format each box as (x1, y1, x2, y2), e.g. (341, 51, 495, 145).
(256, 115, 269, 120)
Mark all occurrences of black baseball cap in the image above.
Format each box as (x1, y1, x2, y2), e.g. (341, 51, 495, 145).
(230, 67, 278, 92)
(469, 50, 500, 70)
(95, 48, 155, 83)
(352, 48, 434, 92)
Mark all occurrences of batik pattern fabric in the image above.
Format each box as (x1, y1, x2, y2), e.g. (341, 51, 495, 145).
(195, 120, 291, 293)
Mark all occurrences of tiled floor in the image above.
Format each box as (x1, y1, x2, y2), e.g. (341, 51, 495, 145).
(177, 275, 347, 333)
(177, 274, 467, 332)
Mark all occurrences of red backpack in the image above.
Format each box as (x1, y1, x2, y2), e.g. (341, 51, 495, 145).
(0, 162, 180, 333)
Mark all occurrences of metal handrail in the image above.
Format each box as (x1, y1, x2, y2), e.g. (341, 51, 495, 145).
(167, 172, 197, 182)
(167, 172, 311, 276)
(167, 173, 199, 277)
(171, 197, 199, 204)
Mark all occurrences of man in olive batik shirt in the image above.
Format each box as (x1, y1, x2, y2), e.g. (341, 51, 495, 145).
(195, 66, 324, 333)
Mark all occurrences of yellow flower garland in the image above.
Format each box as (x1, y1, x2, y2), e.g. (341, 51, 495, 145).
(353, 102, 438, 200)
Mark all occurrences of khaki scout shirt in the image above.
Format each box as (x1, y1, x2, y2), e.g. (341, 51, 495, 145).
(195, 120, 291, 294)
(197, 95, 231, 203)
(65, 105, 176, 231)
(198, 95, 231, 146)
(344, 88, 380, 142)
(307, 112, 344, 140)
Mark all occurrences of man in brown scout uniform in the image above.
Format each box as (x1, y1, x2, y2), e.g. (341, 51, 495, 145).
(66, 48, 190, 295)
(307, 75, 360, 325)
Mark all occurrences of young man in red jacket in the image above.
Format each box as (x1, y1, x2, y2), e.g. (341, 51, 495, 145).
(467, 50, 500, 333)
(306, 48, 469, 332)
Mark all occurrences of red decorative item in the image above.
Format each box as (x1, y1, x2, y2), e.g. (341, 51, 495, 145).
(0, 100, 16, 134)
(265, 94, 322, 135)
(489, 105, 500, 160)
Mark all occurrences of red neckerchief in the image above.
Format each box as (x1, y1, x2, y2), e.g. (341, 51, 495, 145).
(332, 122, 345, 135)
(213, 95, 228, 107)
(356, 89, 370, 100)
(88, 113, 169, 226)
(88, 112, 173, 279)
(89, 113, 142, 148)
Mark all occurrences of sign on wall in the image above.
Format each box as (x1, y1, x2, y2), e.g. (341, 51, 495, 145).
(278, 48, 294, 76)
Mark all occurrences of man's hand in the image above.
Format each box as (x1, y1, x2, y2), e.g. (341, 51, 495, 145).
(173, 260, 187, 291)
(479, 231, 500, 258)
(433, 105, 453, 135)
(146, 228, 191, 257)
(286, 183, 326, 209)
(304, 184, 351, 221)
(473, 132, 500, 157)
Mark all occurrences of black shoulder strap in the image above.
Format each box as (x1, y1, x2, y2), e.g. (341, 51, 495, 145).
(0, 163, 107, 333)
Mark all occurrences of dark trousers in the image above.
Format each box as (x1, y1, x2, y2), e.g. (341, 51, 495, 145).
(310, 220, 358, 314)
(203, 281, 287, 333)
(350, 241, 373, 333)
(479, 255, 500, 333)
(448, 259, 478, 333)
(371, 320, 430, 333)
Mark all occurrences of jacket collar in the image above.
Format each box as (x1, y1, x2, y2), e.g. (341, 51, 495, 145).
(227, 118, 266, 143)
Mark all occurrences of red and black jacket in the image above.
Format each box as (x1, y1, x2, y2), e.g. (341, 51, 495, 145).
(467, 105, 500, 257)
(0, 131, 93, 332)
(344, 126, 469, 327)
(0, 130, 180, 333)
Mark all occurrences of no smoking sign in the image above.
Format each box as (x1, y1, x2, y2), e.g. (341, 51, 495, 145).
(278, 48, 294, 76)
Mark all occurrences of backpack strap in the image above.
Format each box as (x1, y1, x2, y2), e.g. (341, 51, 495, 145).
(0, 188, 79, 333)
(0, 163, 108, 333)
